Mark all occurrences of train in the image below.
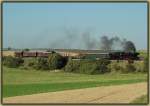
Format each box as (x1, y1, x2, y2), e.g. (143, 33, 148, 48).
(14, 50, 140, 61)
(15, 51, 53, 57)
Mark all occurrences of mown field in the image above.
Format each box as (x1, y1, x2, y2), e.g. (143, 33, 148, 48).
(3, 66, 147, 98)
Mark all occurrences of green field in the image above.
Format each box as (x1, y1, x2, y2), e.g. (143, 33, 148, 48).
(3, 66, 147, 98)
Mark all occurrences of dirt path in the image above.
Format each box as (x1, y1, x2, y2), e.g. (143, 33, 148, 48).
(3, 82, 147, 104)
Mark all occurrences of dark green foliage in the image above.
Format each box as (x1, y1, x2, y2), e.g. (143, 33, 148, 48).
(23, 48, 30, 51)
(143, 57, 148, 73)
(65, 59, 111, 74)
(7, 47, 11, 50)
(3, 56, 24, 68)
(47, 53, 67, 70)
(35, 57, 49, 70)
(21, 53, 67, 70)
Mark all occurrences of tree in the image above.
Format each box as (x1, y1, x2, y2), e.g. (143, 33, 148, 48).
(35, 57, 49, 70)
(123, 41, 136, 52)
(47, 53, 67, 70)
(3, 56, 24, 68)
(8, 46, 11, 50)
(24, 48, 30, 51)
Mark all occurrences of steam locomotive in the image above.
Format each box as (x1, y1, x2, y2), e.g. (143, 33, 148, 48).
(14, 50, 140, 61)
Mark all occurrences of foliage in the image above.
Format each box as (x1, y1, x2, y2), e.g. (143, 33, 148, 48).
(143, 57, 148, 73)
(21, 54, 67, 70)
(65, 59, 111, 74)
(22, 58, 36, 69)
(64, 58, 80, 72)
(138, 50, 147, 59)
(47, 53, 67, 70)
(23, 48, 30, 51)
(123, 63, 136, 73)
(7, 47, 11, 50)
(34, 57, 49, 70)
(109, 62, 124, 73)
(3, 56, 24, 68)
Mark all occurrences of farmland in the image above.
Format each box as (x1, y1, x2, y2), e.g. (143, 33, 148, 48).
(2, 50, 148, 104)
(3, 66, 147, 98)
(131, 95, 148, 103)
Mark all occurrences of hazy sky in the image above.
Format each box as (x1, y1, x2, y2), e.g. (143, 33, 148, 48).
(3, 3, 147, 50)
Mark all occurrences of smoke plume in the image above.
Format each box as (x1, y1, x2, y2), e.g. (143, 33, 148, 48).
(100, 36, 136, 52)
(48, 28, 136, 52)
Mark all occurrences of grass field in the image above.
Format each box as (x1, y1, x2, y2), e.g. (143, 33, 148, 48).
(3, 66, 147, 98)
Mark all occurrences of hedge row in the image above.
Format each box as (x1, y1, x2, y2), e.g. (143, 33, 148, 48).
(3, 56, 24, 68)
(108, 60, 148, 73)
(3, 54, 148, 74)
(64, 59, 111, 74)
(3, 53, 67, 71)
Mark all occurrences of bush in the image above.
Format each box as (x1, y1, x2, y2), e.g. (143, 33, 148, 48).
(64, 59, 111, 74)
(109, 62, 124, 73)
(34, 57, 49, 70)
(143, 57, 148, 73)
(22, 58, 36, 69)
(3, 56, 24, 68)
(47, 53, 67, 70)
(123, 63, 136, 73)
(64, 58, 80, 72)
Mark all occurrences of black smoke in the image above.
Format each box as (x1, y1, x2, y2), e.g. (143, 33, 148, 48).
(100, 36, 136, 52)
(122, 41, 136, 52)
(48, 28, 136, 52)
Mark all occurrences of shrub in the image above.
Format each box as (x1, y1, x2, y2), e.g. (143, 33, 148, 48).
(23, 48, 30, 51)
(132, 61, 144, 72)
(64, 59, 111, 74)
(64, 58, 80, 72)
(78, 61, 96, 74)
(47, 53, 67, 70)
(95, 59, 111, 74)
(109, 62, 124, 73)
(143, 57, 148, 73)
(3, 56, 24, 68)
(23, 58, 36, 69)
(34, 57, 49, 70)
(123, 63, 136, 73)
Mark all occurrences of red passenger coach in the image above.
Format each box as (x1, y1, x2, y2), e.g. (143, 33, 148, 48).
(23, 52, 37, 57)
(37, 52, 50, 57)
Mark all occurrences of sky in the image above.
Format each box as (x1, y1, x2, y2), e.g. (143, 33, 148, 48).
(3, 3, 147, 50)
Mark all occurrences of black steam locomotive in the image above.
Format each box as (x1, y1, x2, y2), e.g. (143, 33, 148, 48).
(80, 52, 139, 60)
(108, 52, 139, 60)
